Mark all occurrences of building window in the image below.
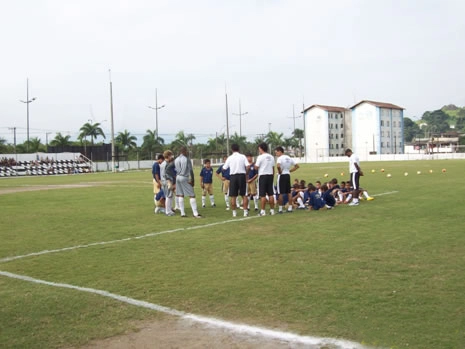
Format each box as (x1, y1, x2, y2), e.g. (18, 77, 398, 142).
(335, 124, 338, 129)
(336, 144, 339, 149)
(341, 133, 344, 138)
(381, 142, 384, 148)
(381, 120, 384, 126)
(387, 121, 390, 127)
(387, 131, 390, 137)
(393, 121, 396, 127)
(341, 123, 343, 128)
(341, 143, 344, 148)
(381, 131, 384, 137)
(387, 142, 390, 147)
(335, 134, 338, 139)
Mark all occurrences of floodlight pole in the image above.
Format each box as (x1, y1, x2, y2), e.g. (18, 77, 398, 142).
(19, 78, 37, 152)
(109, 70, 116, 173)
(148, 88, 165, 139)
(232, 99, 248, 137)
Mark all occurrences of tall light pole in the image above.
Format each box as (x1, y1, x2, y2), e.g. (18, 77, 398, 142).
(109, 70, 116, 173)
(225, 87, 230, 153)
(232, 99, 248, 137)
(148, 88, 165, 139)
(288, 104, 301, 134)
(19, 78, 37, 152)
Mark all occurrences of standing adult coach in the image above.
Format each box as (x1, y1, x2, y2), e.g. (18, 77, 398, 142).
(222, 144, 249, 217)
(275, 146, 299, 213)
(345, 148, 363, 206)
(175, 146, 202, 218)
(255, 142, 276, 216)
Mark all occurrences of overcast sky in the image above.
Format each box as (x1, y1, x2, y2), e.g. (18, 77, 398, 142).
(1, 0, 464, 145)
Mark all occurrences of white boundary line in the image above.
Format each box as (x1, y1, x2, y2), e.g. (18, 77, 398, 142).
(0, 270, 369, 349)
(0, 217, 258, 264)
(371, 191, 399, 197)
(0, 191, 399, 264)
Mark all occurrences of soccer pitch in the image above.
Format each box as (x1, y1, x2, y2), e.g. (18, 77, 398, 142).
(0, 160, 464, 349)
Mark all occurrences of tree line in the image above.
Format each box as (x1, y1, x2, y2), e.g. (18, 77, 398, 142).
(0, 121, 305, 161)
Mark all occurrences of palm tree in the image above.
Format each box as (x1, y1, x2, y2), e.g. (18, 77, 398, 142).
(284, 137, 299, 156)
(27, 137, 44, 152)
(79, 122, 106, 146)
(264, 131, 284, 151)
(50, 133, 72, 152)
(142, 129, 164, 158)
(116, 130, 138, 152)
(230, 132, 247, 151)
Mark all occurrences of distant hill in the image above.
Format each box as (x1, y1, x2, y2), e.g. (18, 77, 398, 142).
(441, 104, 465, 119)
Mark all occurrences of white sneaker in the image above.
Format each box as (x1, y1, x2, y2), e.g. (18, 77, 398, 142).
(348, 201, 359, 206)
(154, 207, 160, 214)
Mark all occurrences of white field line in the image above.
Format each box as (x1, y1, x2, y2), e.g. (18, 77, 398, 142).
(1, 191, 399, 264)
(0, 217, 259, 264)
(0, 270, 370, 349)
(371, 191, 399, 197)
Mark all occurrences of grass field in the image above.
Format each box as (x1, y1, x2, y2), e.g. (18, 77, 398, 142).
(1, 159, 464, 349)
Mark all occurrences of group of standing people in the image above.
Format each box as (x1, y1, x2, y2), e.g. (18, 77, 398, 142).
(152, 144, 365, 218)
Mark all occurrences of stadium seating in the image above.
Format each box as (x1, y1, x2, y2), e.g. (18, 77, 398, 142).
(0, 156, 92, 177)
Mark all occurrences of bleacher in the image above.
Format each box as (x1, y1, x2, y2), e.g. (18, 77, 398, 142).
(0, 153, 92, 178)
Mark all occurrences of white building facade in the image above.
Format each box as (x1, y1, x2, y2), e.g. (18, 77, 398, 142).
(350, 100, 405, 156)
(303, 105, 352, 162)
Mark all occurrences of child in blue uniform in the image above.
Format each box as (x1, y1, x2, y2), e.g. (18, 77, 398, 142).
(200, 159, 216, 207)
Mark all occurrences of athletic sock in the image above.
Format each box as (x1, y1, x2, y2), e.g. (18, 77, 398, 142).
(278, 205, 283, 212)
(190, 198, 199, 216)
(232, 209, 237, 217)
(243, 209, 248, 217)
(209, 195, 215, 205)
(178, 197, 186, 216)
(154, 194, 157, 205)
(165, 196, 172, 214)
(297, 197, 304, 207)
(201, 196, 206, 206)
(254, 196, 259, 209)
(270, 209, 275, 215)
(260, 209, 265, 215)
(363, 191, 370, 198)
(224, 194, 229, 207)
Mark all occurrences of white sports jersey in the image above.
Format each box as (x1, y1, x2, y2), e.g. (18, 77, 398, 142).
(277, 154, 295, 175)
(223, 152, 248, 175)
(349, 153, 360, 173)
(255, 153, 275, 175)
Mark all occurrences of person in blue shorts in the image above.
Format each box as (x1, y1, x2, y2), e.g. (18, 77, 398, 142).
(321, 183, 336, 209)
(308, 184, 325, 211)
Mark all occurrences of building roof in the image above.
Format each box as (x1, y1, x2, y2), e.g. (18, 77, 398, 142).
(303, 104, 348, 113)
(350, 100, 404, 110)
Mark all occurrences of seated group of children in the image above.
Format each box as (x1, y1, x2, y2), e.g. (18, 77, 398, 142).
(287, 178, 374, 211)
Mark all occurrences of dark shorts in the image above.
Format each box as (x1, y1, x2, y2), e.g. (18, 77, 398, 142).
(229, 174, 247, 197)
(277, 174, 291, 195)
(258, 174, 274, 197)
(351, 172, 360, 190)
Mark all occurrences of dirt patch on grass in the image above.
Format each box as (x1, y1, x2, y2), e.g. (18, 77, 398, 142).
(77, 316, 325, 349)
(0, 184, 96, 195)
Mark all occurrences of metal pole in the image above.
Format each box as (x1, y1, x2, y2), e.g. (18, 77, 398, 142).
(109, 70, 116, 173)
(225, 90, 230, 153)
(155, 88, 158, 139)
(302, 100, 306, 160)
(26, 79, 30, 151)
(232, 99, 248, 137)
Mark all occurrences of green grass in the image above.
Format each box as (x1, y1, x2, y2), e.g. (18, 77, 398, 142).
(1, 161, 464, 349)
